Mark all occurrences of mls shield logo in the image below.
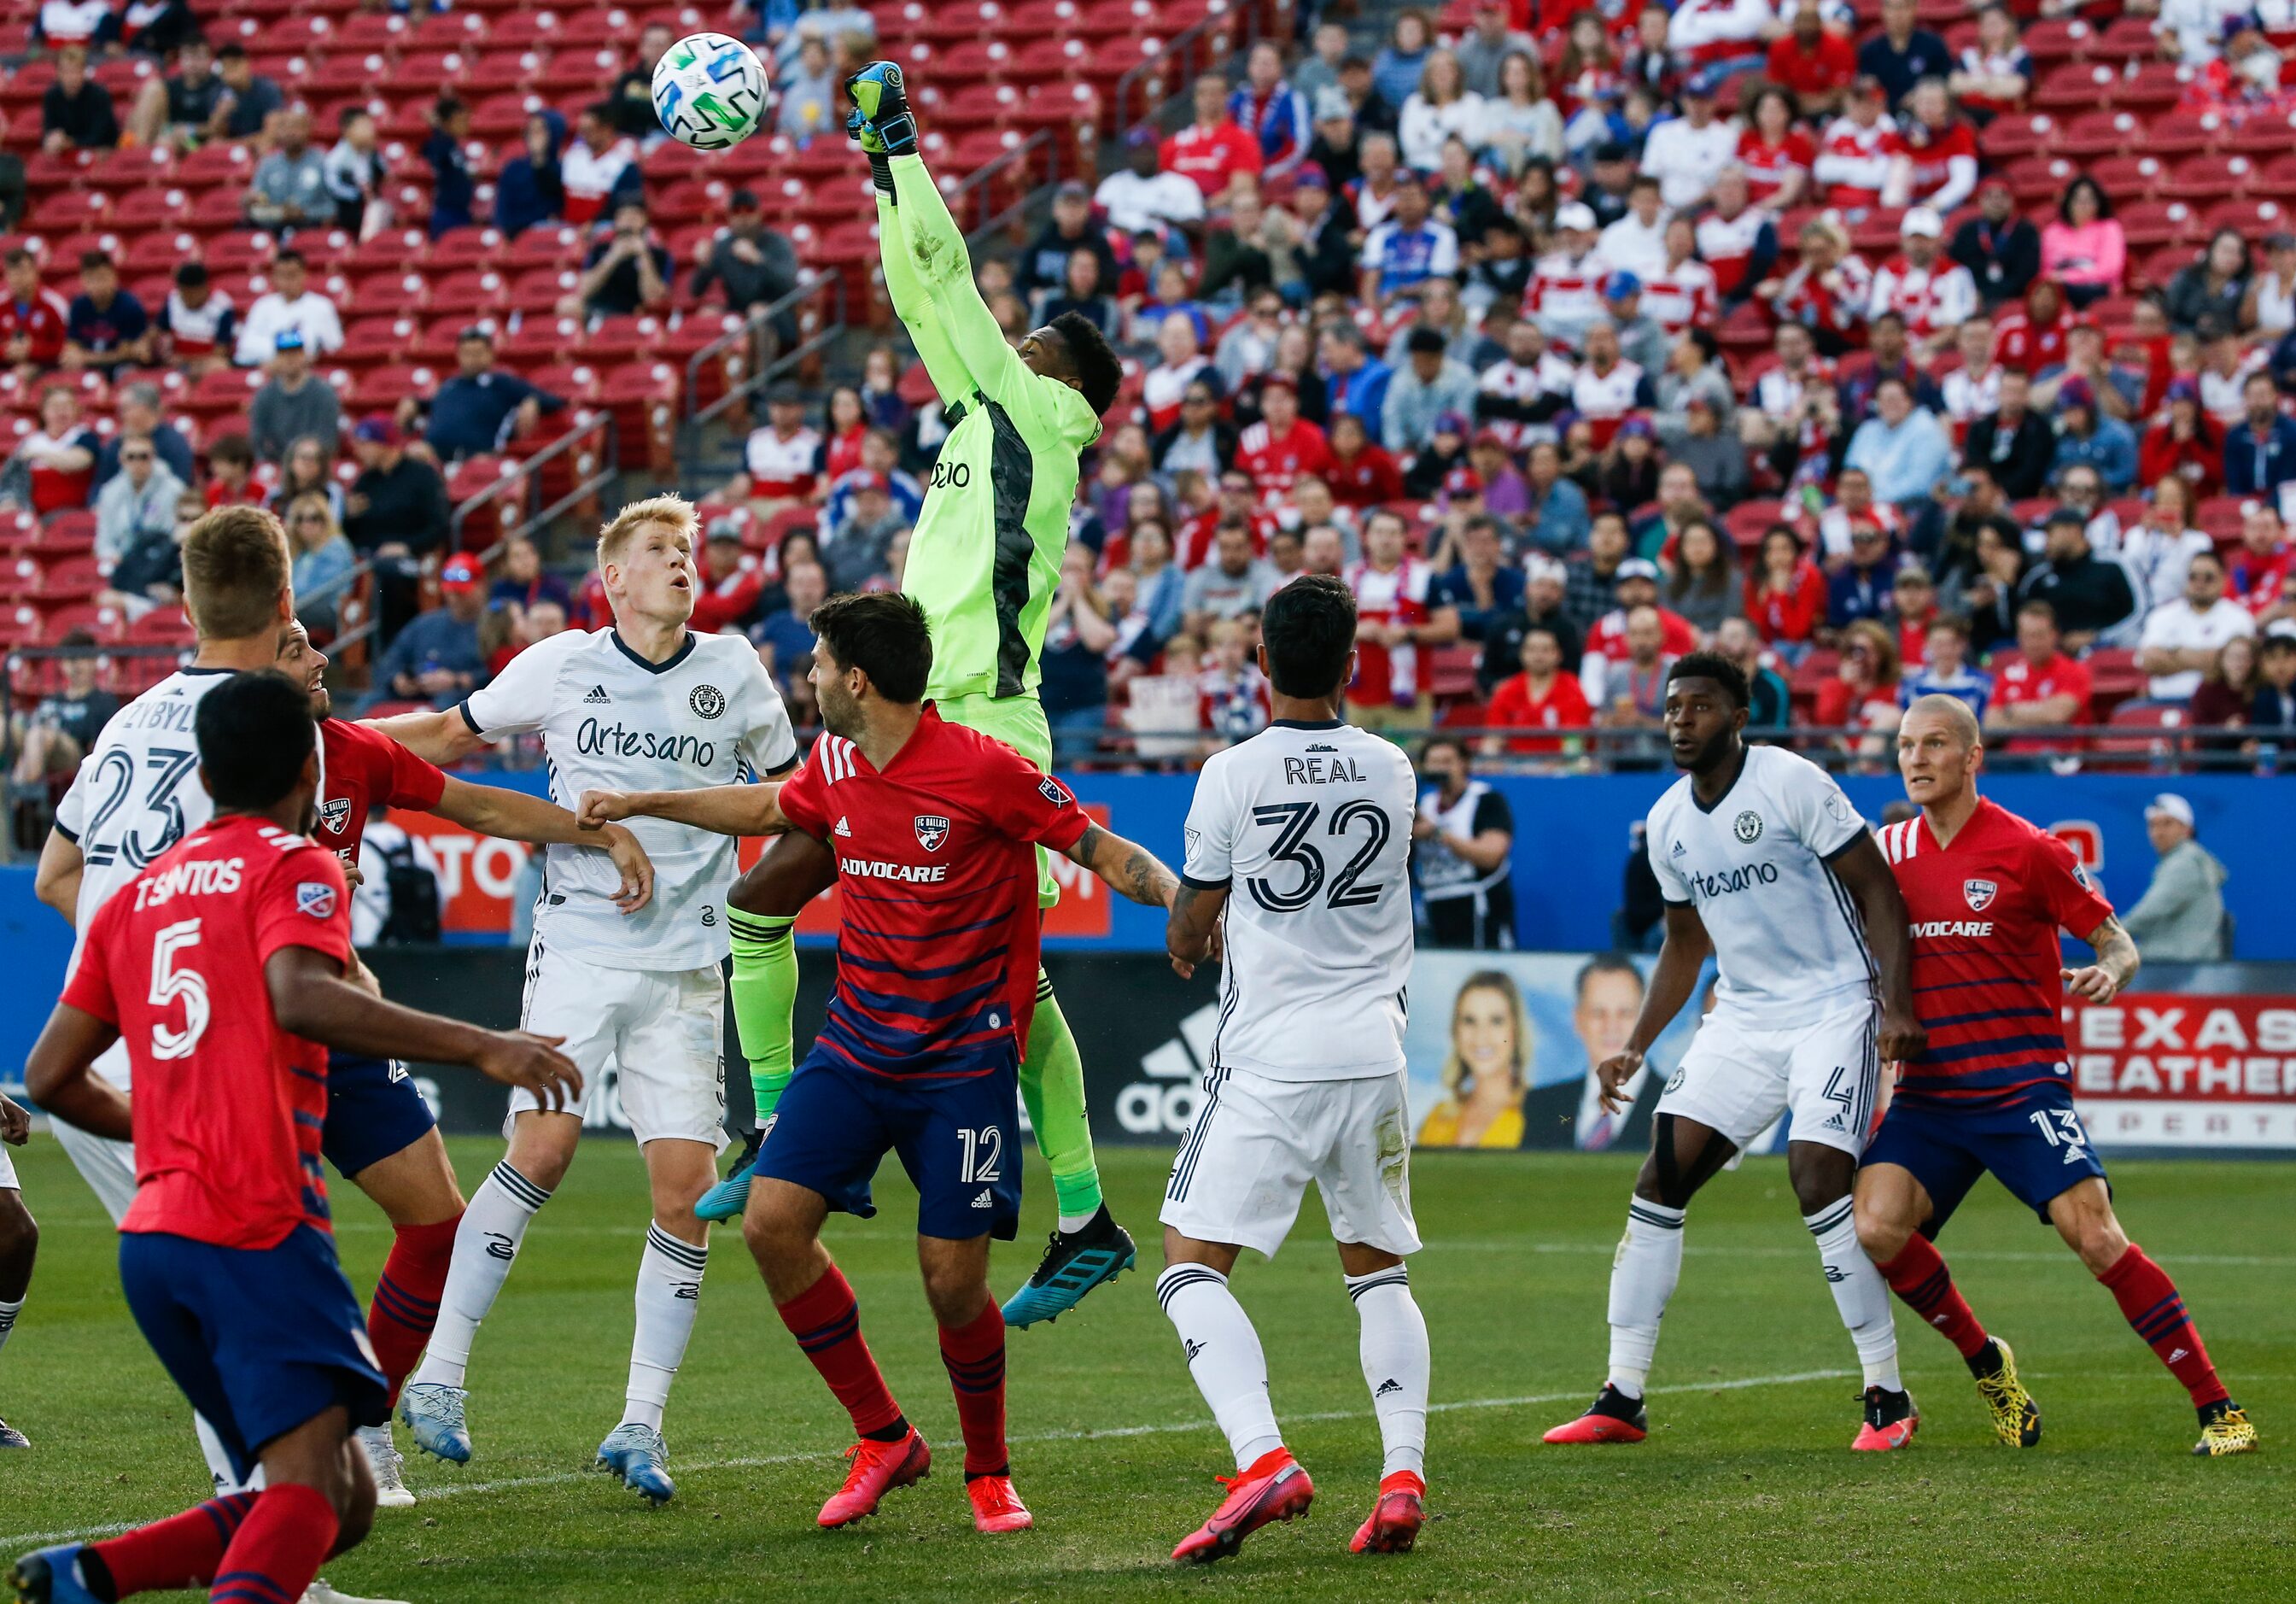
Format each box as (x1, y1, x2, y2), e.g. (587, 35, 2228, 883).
(317, 796, 351, 835)
(913, 814, 950, 852)
(1964, 878, 1998, 912)
(295, 881, 337, 919)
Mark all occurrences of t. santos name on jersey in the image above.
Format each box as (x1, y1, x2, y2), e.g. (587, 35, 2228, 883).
(133, 854, 243, 909)
(838, 855, 949, 884)
(1282, 752, 1369, 786)
(575, 716, 720, 770)
(1683, 859, 1781, 899)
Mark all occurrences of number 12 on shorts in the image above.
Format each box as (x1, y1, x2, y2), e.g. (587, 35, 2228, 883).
(2028, 1106, 2089, 1162)
(957, 1127, 1003, 1183)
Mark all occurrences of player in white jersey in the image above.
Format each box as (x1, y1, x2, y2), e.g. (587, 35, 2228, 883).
(1542, 652, 1930, 1453)
(1160, 575, 1430, 1564)
(0, 1088, 28, 1450)
(376, 495, 798, 1504)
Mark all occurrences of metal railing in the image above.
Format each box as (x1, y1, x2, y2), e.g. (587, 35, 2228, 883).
(682, 273, 850, 442)
(448, 410, 619, 563)
(679, 275, 842, 424)
(1111, 0, 1272, 148)
(952, 129, 1056, 249)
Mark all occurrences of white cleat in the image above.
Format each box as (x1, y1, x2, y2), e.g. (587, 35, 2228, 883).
(359, 1423, 415, 1509)
(301, 1582, 412, 1604)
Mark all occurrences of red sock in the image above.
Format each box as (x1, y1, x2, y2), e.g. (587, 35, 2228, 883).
(86, 1491, 257, 1596)
(368, 1213, 461, 1406)
(208, 1483, 338, 1604)
(2098, 1244, 2230, 1409)
(938, 1302, 1008, 1478)
(776, 1263, 905, 1438)
(1878, 1234, 1990, 1361)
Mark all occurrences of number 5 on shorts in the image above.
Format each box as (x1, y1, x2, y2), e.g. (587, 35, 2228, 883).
(957, 1127, 1003, 1183)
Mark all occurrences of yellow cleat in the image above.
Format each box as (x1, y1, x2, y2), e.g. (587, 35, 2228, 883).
(1971, 1337, 2042, 1448)
(2194, 1402, 2258, 1457)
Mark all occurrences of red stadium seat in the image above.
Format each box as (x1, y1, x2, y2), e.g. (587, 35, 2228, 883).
(2054, 109, 2141, 159)
(2030, 61, 2117, 115)
(1978, 113, 2057, 163)
(2172, 154, 2255, 202)
(2083, 155, 2165, 202)
(2115, 200, 2203, 250)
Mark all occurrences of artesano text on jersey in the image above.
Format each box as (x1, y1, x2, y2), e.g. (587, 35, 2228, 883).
(459, 627, 797, 970)
(1182, 720, 1417, 1080)
(1645, 744, 1877, 1026)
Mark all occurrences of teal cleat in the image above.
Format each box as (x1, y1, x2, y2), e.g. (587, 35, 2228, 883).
(596, 1423, 675, 1505)
(398, 1381, 471, 1465)
(1001, 1206, 1136, 1328)
(844, 61, 918, 154)
(8, 1544, 103, 1604)
(695, 1127, 764, 1223)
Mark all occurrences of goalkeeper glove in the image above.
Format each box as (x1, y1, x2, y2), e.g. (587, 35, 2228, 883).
(845, 60, 918, 156)
(846, 108, 895, 198)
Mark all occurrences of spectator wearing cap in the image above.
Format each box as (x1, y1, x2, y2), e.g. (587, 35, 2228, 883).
(41, 46, 117, 154)
(1948, 176, 2039, 310)
(62, 252, 151, 374)
(2122, 795, 2229, 963)
(1868, 209, 1977, 356)
(2141, 379, 2223, 497)
(232, 250, 343, 367)
(1095, 128, 1207, 236)
(213, 44, 284, 143)
(406, 327, 564, 464)
(1581, 557, 1697, 703)
(561, 102, 642, 229)
(2017, 506, 2135, 647)
(1598, 272, 1668, 375)
(1383, 331, 1478, 454)
(247, 107, 331, 233)
(494, 111, 569, 238)
(1640, 71, 1738, 211)
(345, 414, 452, 561)
(1019, 182, 1120, 301)
(1358, 172, 1458, 308)
(376, 553, 491, 708)
(1767, 0, 1857, 117)
(576, 201, 674, 318)
(2040, 175, 2126, 312)
(2050, 377, 2138, 493)
(1858, 0, 1951, 108)
(2224, 369, 2296, 497)
(691, 187, 802, 353)
(1525, 202, 1612, 352)
(1844, 374, 1952, 516)
(777, 33, 841, 138)
(1230, 39, 1313, 178)
(1163, 73, 1265, 202)
(248, 331, 341, 467)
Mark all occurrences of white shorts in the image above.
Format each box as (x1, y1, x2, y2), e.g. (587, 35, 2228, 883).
(1656, 998, 1881, 1159)
(0, 1143, 14, 1191)
(1160, 1068, 1420, 1259)
(511, 940, 729, 1152)
(49, 1039, 137, 1221)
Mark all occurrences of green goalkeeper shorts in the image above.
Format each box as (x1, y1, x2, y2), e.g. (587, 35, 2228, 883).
(936, 691, 1060, 910)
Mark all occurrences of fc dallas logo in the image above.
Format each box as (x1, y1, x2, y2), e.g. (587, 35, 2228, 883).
(1964, 878, 1997, 912)
(913, 814, 949, 852)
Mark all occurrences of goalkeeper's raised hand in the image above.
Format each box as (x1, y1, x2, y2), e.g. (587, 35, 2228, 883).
(845, 60, 918, 156)
(846, 108, 894, 197)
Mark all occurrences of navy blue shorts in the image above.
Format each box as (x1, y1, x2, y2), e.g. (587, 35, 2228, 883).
(754, 1052, 1022, 1242)
(1865, 1081, 2109, 1232)
(320, 1051, 436, 1179)
(120, 1225, 389, 1485)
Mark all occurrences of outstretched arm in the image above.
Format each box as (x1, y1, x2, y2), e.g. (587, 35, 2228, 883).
(579, 782, 789, 838)
(877, 189, 975, 405)
(1061, 819, 1177, 910)
(432, 776, 654, 913)
(368, 707, 493, 765)
(889, 153, 1039, 418)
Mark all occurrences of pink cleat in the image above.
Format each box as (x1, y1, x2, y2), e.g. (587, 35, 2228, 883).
(1171, 1447, 1315, 1565)
(818, 1429, 932, 1527)
(1850, 1386, 1919, 1451)
(967, 1472, 1034, 1532)
(1349, 1471, 1426, 1554)
(1542, 1384, 1649, 1444)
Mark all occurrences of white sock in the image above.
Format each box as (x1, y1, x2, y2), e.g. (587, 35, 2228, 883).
(624, 1224, 708, 1431)
(0, 1295, 19, 1358)
(1156, 1264, 1283, 1471)
(409, 1162, 552, 1391)
(1606, 1199, 1685, 1400)
(196, 1412, 260, 1495)
(1806, 1197, 1901, 1392)
(1346, 1266, 1428, 1480)
(1057, 1213, 1095, 1234)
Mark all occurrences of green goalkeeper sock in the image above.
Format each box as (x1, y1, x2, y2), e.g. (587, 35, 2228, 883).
(727, 908, 797, 1124)
(1019, 972, 1103, 1229)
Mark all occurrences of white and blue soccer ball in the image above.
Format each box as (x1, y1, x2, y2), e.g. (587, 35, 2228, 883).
(651, 32, 770, 151)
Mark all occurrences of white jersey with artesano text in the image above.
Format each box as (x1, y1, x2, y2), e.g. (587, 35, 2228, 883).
(1181, 719, 1417, 1081)
(459, 627, 797, 970)
(1645, 743, 1877, 1027)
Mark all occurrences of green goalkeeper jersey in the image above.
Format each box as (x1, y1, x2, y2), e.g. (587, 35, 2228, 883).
(879, 155, 1102, 703)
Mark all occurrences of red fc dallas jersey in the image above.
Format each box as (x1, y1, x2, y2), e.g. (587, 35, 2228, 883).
(1696, 206, 1771, 298)
(1877, 799, 2113, 1105)
(1345, 557, 1433, 706)
(1586, 604, 1698, 665)
(1993, 312, 2065, 374)
(0, 288, 70, 368)
(774, 708, 1091, 1080)
(314, 717, 449, 870)
(1160, 120, 1264, 198)
(1642, 260, 1718, 338)
(1894, 118, 1978, 206)
(61, 816, 354, 1248)
(1815, 113, 1901, 204)
(1235, 418, 1334, 506)
(1735, 129, 1814, 207)
(1870, 257, 1978, 345)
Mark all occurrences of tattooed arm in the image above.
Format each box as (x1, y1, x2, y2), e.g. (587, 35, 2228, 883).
(1166, 879, 1230, 981)
(2062, 915, 2141, 1003)
(1062, 820, 1179, 912)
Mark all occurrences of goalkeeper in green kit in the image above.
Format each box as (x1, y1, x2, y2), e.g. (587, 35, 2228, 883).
(704, 59, 1136, 1328)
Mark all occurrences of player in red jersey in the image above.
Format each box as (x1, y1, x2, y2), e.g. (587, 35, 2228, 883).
(579, 593, 1181, 1534)
(12, 670, 579, 1604)
(1855, 695, 2258, 1457)
(274, 619, 655, 1508)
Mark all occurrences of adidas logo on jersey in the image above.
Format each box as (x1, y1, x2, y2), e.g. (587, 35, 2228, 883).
(583, 684, 612, 705)
(835, 817, 852, 837)
(970, 1188, 994, 1209)
(1670, 840, 1686, 858)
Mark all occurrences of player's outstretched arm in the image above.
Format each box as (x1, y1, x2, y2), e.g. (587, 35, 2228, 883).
(888, 153, 1038, 415)
(1826, 832, 1928, 1062)
(33, 828, 82, 925)
(433, 776, 655, 913)
(1602, 900, 1714, 1115)
(579, 782, 789, 838)
(367, 706, 494, 766)
(1166, 881, 1230, 981)
(2063, 914, 2140, 1003)
(25, 1003, 128, 1140)
(873, 175, 975, 405)
(1064, 820, 1178, 910)
(264, 946, 584, 1110)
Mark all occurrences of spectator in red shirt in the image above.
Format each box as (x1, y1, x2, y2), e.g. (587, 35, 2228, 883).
(2140, 376, 2224, 499)
(1984, 599, 2094, 752)
(1744, 522, 1830, 653)
(1482, 623, 1592, 756)
(1160, 73, 1265, 202)
(691, 520, 764, 633)
(1324, 410, 1405, 506)
(2231, 501, 2296, 623)
(1737, 84, 1818, 211)
(1766, 0, 1858, 119)
(0, 247, 68, 379)
(1233, 372, 1333, 505)
(10, 384, 97, 517)
(1993, 278, 2070, 373)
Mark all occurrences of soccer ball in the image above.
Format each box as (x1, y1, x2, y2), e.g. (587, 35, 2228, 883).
(651, 32, 770, 151)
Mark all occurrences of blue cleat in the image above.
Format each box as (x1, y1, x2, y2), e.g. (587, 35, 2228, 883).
(695, 1127, 764, 1223)
(1001, 1205, 1136, 1328)
(596, 1423, 675, 1505)
(8, 1544, 103, 1604)
(398, 1382, 471, 1465)
(0, 1418, 26, 1449)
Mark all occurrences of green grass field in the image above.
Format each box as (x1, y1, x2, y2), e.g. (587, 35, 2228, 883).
(1, 1139, 2289, 1602)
